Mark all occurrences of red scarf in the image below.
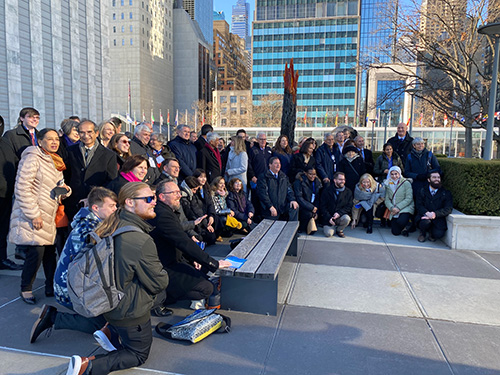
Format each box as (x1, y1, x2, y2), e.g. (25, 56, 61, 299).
(205, 143, 222, 172)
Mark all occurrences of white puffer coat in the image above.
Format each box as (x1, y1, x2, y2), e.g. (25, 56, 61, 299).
(9, 146, 71, 246)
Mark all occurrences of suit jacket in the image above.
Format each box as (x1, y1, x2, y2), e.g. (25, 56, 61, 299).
(64, 143, 118, 219)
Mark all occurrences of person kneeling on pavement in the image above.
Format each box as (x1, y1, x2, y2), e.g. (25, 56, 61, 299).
(319, 172, 352, 238)
(31, 187, 119, 350)
(415, 171, 453, 242)
(150, 180, 232, 311)
(66, 182, 170, 375)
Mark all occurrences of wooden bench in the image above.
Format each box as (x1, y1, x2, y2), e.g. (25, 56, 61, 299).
(220, 219, 299, 315)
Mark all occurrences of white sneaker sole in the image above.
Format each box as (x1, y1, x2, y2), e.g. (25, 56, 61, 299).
(93, 330, 117, 352)
(66, 355, 82, 375)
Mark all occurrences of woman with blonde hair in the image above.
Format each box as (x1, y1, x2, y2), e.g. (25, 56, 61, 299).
(351, 173, 385, 234)
(98, 120, 117, 148)
(225, 135, 248, 192)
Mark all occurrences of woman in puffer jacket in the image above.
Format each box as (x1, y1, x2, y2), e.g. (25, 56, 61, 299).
(9, 128, 71, 304)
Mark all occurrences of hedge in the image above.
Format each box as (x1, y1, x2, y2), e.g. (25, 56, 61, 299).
(438, 158, 500, 216)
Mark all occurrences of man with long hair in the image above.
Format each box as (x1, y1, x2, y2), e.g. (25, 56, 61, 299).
(66, 182, 169, 375)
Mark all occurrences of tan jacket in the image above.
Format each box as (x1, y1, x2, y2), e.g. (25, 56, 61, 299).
(9, 146, 71, 246)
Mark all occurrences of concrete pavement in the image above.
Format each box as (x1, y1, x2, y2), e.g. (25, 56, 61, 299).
(1, 224, 500, 374)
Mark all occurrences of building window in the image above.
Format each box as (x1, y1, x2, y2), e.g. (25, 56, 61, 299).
(221, 119, 227, 126)
(112, 0, 116, 6)
(230, 96, 237, 104)
(130, 12, 133, 19)
(121, 0, 124, 5)
(122, 39, 125, 46)
(122, 26, 125, 32)
(121, 12, 124, 19)
(220, 96, 227, 104)
(113, 39, 116, 46)
(113, 13, 116, 20)
(130, 38, 133, 45)
(221, 107, 227, 115)
(130, 25, 133, 32)
(129, 0, 132, 4)
(142, 1, 144, 8)
(113, 26, 116, 33)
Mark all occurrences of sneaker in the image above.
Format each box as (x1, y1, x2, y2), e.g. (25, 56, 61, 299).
(0, 259, 23, 270)
(93, 323, 117, 352)
(66, 355, 93, 375)
(30, 304, 56, 343)
(190, 299, 206, 310)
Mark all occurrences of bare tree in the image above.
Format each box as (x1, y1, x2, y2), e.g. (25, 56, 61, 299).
(369, 0, 499, 158)
(252, 92, 283, 127)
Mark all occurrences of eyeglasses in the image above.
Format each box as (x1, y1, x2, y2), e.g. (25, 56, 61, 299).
(130, 196, 156, 203)
(120, 140, 130, 144)
(258, 138, 267, 141)
(162, 190, 181, 195)
(28, 116, 40, 120)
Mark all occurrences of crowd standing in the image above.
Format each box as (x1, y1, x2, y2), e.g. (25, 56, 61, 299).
(0, 107, 454, 375)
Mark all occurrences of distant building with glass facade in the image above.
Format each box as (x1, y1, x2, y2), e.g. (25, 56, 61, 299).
(232, 0, 250, 50)
(252, 0, 359, 127)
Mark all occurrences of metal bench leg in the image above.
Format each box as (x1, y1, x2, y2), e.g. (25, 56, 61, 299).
(221, 276, 278, 316)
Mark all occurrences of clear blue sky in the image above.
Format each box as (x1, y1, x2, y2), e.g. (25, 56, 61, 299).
(213, 0, 254, 32)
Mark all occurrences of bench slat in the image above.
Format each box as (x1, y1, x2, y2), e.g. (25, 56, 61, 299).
(219, 219, 274, 276)
(255, 221, 299, 280)
(235, 221, 287, 278)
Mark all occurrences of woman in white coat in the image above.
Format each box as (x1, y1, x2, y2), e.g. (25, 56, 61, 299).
(9, 128, 71, 304)
(225, 135, 248, 193)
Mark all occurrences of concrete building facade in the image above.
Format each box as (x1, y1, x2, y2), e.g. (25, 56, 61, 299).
(108, 0, 174, 123)
(0, 0, 110, 129)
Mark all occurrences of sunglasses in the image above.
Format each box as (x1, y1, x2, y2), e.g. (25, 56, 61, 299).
(130, 196, 156, 203)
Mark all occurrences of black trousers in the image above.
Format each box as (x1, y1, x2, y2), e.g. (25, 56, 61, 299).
(55, 312, 106, 334)
(20, 245, 56, 293)
(391, 213, 411, 236)
(0, 197, 12, 261)
(182, 279, 214, 301)
(418, 219, 446, 239)
(91, 319, 152, 375)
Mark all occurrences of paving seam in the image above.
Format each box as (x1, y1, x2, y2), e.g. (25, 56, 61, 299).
(472, 251, 500, 273)
(0, 284, 44, 309)
(258, 236, 307, 375)
(384, 240, 456, 374)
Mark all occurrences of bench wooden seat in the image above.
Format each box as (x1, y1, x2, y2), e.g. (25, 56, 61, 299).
(220, 219, 299, 315)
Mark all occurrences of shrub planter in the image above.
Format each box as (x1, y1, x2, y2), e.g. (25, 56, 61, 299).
(445, 209, 500, 252)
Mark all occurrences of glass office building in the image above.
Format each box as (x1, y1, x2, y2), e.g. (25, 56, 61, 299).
(252, 0, 360, 127)
(232, 0, 250, 50)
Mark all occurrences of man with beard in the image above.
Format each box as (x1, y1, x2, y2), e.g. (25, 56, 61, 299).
(415, 171, 453, 242)
(319, 172, 353, 238)
(66, 182, 169, 375)
(150, 180, 231, 311)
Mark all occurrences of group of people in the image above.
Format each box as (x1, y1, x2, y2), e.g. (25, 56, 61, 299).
(0, 107, 453, 375)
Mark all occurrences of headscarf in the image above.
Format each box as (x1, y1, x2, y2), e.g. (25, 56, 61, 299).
(387, 166, 402, 192)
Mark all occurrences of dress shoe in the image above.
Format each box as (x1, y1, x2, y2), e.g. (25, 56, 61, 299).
(428, 236, 436, 242)
(401, 229, 409, 237)
(366, 226, 373, 234)
(67, 355, 94, 375)
(418, 234, 426, 242)
(151, 305, 173, 317)
(337, 231, 346, 238)
(30, 304, 56, 343)
(0, 259, 23, 270)
(20, 291, 36, 305)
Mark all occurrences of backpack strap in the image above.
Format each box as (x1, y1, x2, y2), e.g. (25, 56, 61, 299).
(111, 225, 143, 238)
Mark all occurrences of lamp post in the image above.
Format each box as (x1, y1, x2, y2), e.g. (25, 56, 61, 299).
(369, 118, 377, 149)
(406, 87, 420, 136)
(478, 22, 500, 160)
(381, 108, 392, 144)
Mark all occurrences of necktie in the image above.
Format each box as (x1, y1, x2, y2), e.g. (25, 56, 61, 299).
(85, 148, 90, 164)
(29, 132, 36, 146)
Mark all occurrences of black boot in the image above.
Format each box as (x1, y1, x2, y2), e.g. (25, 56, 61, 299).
(366, 225, 373, 234)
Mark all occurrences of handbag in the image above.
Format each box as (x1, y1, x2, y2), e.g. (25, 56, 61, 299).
(384, 181, 405, 220)
(306, 217, 317, 234)
(155, 308, 231, 344)
(383, 208, 391, 220)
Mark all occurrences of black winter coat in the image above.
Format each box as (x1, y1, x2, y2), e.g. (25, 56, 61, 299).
(149, 201, 218, 299)
(0, 137, 18, 198)
(257, 170, 296, 215)
(248, 145, 273, 180)
(315, 143, 340, 182)
(169, 136, 197, 179)
(64, 143, 118, 220)
(319, 185, 353, 225)
(289, 153, 316, 182)
(387, 132, 414, 163)
(338, 156, 366, 193)
(415, 186, 453, 231)
(358, 148, 375, 175)
(227, 191, 255, 222)
(197, 145, 222, 184)
(3, 125, 39, 160)
(293, 172, 322, 213)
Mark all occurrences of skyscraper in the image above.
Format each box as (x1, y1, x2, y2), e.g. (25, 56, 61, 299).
(232, 0, 250, 50)
(178, 0, 213, 47)
(252, 0, 360, 126)
(0, 0, 110, 128)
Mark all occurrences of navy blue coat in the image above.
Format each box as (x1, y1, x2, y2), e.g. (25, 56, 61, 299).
(315, 143, 341, 182)
(169, 136, 197, 179)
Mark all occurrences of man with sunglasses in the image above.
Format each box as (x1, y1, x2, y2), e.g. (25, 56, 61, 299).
(66, 181, 169, 375)
(150, 180, 231, 311)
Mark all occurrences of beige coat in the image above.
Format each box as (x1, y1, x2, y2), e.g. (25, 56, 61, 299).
(9, 146, 71, 246)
